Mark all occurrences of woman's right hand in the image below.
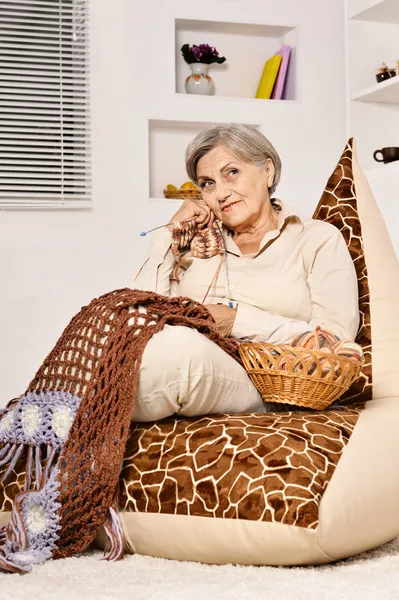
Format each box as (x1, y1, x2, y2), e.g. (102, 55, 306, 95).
(167, 199, 214, 232)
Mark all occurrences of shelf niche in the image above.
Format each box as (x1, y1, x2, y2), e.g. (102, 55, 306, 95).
(148, 119, 261, 201)
(175, 18, 297, 101)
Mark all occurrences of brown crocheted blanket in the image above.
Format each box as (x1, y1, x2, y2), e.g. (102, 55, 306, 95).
(0, 289, 240, 573)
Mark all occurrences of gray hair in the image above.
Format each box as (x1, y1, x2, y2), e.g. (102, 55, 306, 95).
(185, 123, 282, 196)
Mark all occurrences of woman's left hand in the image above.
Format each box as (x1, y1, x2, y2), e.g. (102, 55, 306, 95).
(204, 304, 237, 336)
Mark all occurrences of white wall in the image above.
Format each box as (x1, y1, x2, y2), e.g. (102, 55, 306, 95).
(0, 0, 138, 404)
(0, 0, 348, 405)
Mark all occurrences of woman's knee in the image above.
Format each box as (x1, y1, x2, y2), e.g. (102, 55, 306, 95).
(133, 325, 215, 421)
(142, 325, 214, 374)
(135, 324, 269, 421)
(136, 326, 208, 400)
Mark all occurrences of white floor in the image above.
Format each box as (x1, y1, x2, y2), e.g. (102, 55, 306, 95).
(1, 539, 399, 600)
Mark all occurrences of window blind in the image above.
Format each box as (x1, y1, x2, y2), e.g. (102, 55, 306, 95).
(0, 0, 91, 209)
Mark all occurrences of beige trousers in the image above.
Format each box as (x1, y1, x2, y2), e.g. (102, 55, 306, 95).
(133, 324, 272, 422)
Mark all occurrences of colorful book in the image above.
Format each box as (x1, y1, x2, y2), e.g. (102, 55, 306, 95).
(271, 45, 291, 100)
(255, 54, 282, 99)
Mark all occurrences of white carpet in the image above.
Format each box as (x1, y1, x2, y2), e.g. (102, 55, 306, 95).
(1, 539, 399, 600)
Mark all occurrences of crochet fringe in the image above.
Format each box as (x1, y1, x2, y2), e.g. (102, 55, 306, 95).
(0, 289, 240, 574)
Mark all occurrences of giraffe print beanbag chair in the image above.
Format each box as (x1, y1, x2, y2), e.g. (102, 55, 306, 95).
(1, 139, 399, 566)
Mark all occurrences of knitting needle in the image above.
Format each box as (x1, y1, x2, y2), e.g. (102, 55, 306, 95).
(140, 218, 202, 236)
(214, 221, 235, 309)
(141, 220, 235, 309)
(140, 223, 175, 236)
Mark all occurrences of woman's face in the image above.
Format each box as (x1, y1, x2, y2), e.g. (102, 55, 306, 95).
(196, 144, 275, 230)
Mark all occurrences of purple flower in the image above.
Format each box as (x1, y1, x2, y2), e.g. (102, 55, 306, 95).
(180, 43, 226, 65)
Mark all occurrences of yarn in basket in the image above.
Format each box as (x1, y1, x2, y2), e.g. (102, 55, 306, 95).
(277, 326, 364, 377)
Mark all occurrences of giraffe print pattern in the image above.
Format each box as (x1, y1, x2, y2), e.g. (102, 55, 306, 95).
(0, 405, 364, 529)
(0, 448, 29, 512)
(312, 138, 372, 403)
(119, 406, 364, 528)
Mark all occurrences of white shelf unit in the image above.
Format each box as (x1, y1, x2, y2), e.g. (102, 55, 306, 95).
(349, 0, 399, 23)
(348, 19, 399, 100)
(346, 0, 399, 169)
(175, 18, 297, 101)
(352, 75, 399, 102)
(147, 118, 262, 202)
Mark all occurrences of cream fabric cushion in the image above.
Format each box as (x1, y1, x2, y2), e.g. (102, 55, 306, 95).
(352, 147, 399, 398)
(316, 140, 399, 559)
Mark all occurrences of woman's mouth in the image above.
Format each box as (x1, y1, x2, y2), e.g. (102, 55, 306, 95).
(222, 201, 241, 212)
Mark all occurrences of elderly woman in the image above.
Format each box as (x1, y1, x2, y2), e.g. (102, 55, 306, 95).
(131, 124, 359, 421)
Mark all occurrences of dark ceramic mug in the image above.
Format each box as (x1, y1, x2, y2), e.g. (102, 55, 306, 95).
(376, 71, 396, 84)
(373, 147, 399, 164)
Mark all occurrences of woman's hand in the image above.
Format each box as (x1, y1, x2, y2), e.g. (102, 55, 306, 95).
(205, 304, 237, 336)
(168, 198, 214, 232)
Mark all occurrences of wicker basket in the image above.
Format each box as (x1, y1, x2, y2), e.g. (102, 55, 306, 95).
(163, 188, 202, 201)
(238, 342, 362, 411)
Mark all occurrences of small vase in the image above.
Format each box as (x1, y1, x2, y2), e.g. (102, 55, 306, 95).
(185, 63, 214, 95)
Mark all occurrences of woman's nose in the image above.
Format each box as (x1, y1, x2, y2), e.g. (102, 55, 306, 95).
(215, 182, 232, 202)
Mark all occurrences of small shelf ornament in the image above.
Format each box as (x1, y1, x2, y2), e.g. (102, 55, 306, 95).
(181, 43, 226, 95)
(375, 61, 398, 84)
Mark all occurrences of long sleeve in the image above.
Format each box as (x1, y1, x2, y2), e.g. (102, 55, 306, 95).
(131, 228, 175, 296)
(231, 226, 360, 344)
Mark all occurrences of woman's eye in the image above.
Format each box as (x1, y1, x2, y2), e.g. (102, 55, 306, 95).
(200, 169, 237, 189)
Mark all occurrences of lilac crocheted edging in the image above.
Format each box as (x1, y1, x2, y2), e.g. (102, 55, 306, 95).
(0, 390, 80, 448)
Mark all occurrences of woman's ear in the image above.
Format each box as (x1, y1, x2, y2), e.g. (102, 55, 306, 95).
(264, 158, 275, 188)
